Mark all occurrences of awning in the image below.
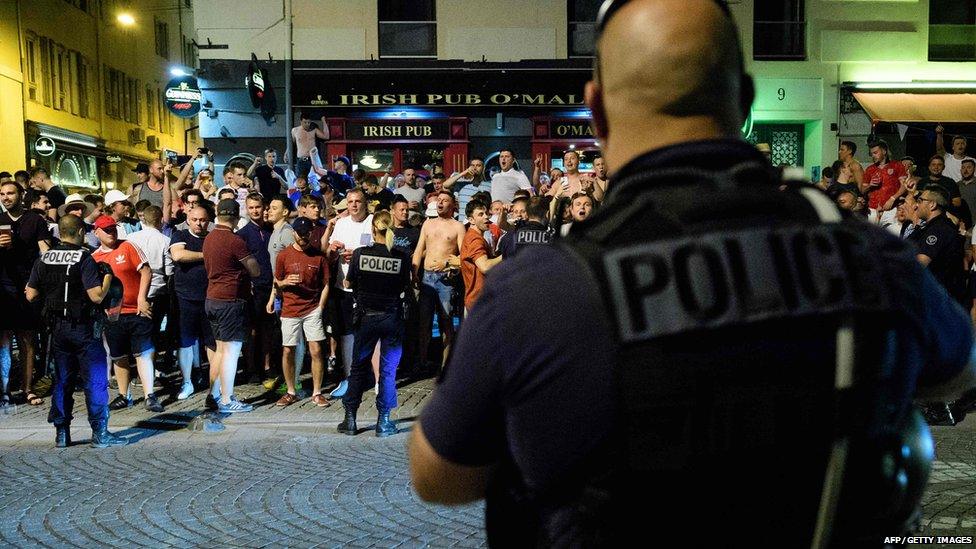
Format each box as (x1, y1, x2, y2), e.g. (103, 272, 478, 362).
(853, 92, 976, 123)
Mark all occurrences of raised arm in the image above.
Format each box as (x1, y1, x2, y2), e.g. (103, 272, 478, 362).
(315, 117, 330, 140)
(936, 124, 946, 157)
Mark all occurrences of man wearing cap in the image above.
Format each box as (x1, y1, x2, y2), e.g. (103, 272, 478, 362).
(269, 217, 331, 407)
(91, 214, 161, 413)
(103, 189, 139, 238)
(203, 199, 261, 413)
(313, 156, 354, 197)
(129, 160, 172, 224)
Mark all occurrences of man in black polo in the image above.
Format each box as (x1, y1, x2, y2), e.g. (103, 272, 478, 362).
(913, 185, 965, 302)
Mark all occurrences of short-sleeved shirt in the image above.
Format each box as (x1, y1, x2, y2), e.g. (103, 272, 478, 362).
(328, 214, 373, 291)
(274, 245, 330, 318)
(455, 179, 492, 222)
(255, 165, 287, 199)
(236, 220, 273, 290)
(863, 161, 908, 210)
(917, 176, 961, 201)
(347, 243, 411, 310)
(125, 227, 173, 298)
(203, 225, 252, 301)
(0, 210, 52, 288)
(944, 153, 976, 182)
(392, 225, 421, 255)
(394, 185, 426, 205)
(269, 222, 296, 272)
(913, 214, 964, 294)
(460, 228, 489, 309)
(27, 247, 102, 293)
(92, 241, 147, 314)
(498, 221, 552, 259)
(169, 229, 208, 301)
(491, 169, 533, 204)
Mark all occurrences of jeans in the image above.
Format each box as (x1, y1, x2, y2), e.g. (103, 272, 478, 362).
(47, 319, 110, 429)
(343, 311, 403, 413)
(295, 157, 312, 180)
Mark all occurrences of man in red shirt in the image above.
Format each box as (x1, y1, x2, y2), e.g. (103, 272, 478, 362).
(269, 217, 331, 407)
(203, 199, 261, 413)
(460, 200, 502, 314)
(90, 215, 160, 412)
(862, 139, 908, 231)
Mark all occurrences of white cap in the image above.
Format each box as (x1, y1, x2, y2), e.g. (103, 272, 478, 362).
(104, 189, 130, 206)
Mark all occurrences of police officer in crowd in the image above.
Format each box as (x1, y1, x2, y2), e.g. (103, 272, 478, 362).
(24, 215, 128, 448)
(338, 211, 412, 438)
(497, 196, 553, 259)
(912, 185, 966, 303)
(409, 0, 976, 546)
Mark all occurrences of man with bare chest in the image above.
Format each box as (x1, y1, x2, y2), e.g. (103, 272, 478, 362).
(412, 191, 466, 371)
(291, 111, 329, 179)
(548, 150, 600, 202)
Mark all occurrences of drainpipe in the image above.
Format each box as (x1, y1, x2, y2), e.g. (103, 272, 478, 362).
(284, 0, 293, 166)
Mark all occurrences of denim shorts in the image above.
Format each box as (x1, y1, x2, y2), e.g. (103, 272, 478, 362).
(421, 270, 457, 317)
(104, 314, 155, 361)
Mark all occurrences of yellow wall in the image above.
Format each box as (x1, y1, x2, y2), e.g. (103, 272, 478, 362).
(0, 0, 24, 170)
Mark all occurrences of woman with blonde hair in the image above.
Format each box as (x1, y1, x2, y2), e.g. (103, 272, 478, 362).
(338, 209, 413, 437)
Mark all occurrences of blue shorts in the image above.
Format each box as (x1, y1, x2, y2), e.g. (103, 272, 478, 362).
(178, 298, 216, 350)
(421, 270, 457, 318)
(206, 299, 251, 343)
(104, 314, 154, 361)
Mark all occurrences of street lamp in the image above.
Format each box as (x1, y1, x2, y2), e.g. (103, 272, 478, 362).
(117, 13, 135, 26)
(170, 67, 188, 77)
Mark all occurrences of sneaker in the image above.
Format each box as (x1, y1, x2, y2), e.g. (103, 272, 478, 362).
(176, 383, 194, 400)
(218, 396, 253, 413)
(205, 394, 219, 411)
(145, 393, 164, 413)
(329, 380, 348, 399)
(109, 395, 133, 410)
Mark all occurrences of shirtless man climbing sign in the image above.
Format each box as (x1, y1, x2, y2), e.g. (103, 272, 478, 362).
(291, 111, 330, 179)
(412, 190, 466, 372)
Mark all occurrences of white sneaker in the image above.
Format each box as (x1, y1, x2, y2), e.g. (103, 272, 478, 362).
(176, 382, 194, 400)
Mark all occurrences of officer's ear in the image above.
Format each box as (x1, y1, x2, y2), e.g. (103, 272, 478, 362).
(739, 73, 755, 125)
(585, 80, 609, 147)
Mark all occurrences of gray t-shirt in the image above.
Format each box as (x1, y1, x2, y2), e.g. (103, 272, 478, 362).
(491, 169, 532, 203)
(959, 178, 976, 223)
(394, 185, 426, 205)
(269, 222, 296, 271)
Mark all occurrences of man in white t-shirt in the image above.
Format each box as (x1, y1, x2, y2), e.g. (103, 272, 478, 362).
(393, 166, 426, 211)
(937, 125, 975, 182)
(490, 149, 533, 204)
(326, 187, 373, 398)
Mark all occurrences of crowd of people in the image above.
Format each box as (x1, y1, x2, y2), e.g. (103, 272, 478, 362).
(0, 146, 606, 445)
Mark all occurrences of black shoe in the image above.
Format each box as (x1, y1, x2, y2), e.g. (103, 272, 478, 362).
(91, 427, 128, 448)
(109, 395, 133, 410)
(55, 426, 71, 448)
(205, 394, 219, 411)
(145, 393, 164, 413)
(375, 411, 397, 438)
(337, 408, 357, 435)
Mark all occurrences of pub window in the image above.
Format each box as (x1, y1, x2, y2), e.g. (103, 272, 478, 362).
(183, 35, 198, 68)
(155, 17, 170, 59)
(753, 0, 806, 60)
(378, 0, 436, 58)
(55, 44, 68, 111)
(929, 0, 976, 61)
(25, 32, 39, 102)
(105, 66, 124, 120)
(146, 85, 156, 129)
(568, 0, 600, 57)
(68, 51, 79, 116)
(78, 55, 92, 119)
(40, 38, 52, 106)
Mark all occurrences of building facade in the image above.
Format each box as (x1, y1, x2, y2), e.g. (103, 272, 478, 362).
(191, 0, 976, 179)
(0, 0, 199, 194)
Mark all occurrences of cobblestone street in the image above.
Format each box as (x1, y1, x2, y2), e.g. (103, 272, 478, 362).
(0, 377, 975, 547)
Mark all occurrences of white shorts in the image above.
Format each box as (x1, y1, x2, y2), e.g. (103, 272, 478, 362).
(869, 207, 898, 230)
(281, 308, 326, 346)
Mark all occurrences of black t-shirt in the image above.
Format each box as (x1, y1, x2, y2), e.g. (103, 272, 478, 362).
(255, 165, 287, 199)
(0, 210, 52, 288)
(913, 214, 964, 294)
(918, 176, 961, 200)
(365, 188, 394, 213)
(392, 225, 421, 255)
(169, 229, 209, 301)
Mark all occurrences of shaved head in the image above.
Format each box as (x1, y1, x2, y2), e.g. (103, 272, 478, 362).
(58, 213, 85, 242)
(586, 0, 752, 173)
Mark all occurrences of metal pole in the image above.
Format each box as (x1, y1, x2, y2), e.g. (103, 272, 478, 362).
(284, 0, 293, 167)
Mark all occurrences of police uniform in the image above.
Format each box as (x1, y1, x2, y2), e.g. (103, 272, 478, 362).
(418, 139, 974, 546)
(338, 242, 412, 437)
(911, 213, 965, 303)
(498, 220, 552, 259)
(26, 243, 127, 448)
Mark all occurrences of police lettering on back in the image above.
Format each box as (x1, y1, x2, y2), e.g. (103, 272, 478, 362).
(359, 254, 402, 276)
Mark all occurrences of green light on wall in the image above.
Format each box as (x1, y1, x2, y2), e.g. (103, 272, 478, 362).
(741, 108, 754, 139)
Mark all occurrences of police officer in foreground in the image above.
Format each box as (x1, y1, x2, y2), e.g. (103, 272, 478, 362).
(338, 210, 412, 437)
(409, 0, 976, 546)
(497, 196, 553, 259)
(24, 215, 128, 448)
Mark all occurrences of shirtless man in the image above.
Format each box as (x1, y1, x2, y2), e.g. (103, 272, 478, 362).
(291, 111, 330, 179)
(412, 190, 466, 371)
(547, 150, 600, 201)
(592, 155, 609, 201)
(839, 140, 864, 190)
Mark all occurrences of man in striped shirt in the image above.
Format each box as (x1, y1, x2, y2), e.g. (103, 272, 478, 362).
(444, 157, 490, 223)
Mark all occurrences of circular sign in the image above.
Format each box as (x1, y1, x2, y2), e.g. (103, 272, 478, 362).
(246, 61, 267, 109)
(164, 75, 202, 118)
(34, 137, 56, 157)
(106, 154, 122, 163)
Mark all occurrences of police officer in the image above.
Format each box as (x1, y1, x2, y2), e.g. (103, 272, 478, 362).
(912, 184, 966, 302)
(24, 215, 128, 448)
(409, 0, 976, 546)
(497, 196, 552, 259)
(337, 210, 412, 437)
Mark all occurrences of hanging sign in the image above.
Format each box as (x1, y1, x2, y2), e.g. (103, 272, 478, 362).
(34, 137, 56, 157)
(246, 61, 268, 109)
(164, 75, 202, 118)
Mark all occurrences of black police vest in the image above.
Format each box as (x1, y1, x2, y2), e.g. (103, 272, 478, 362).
(507, 221, 552, 257)
(353, 244, 409, 312)
(500, 163, 932, 547)
(37, 243, 99, 321)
